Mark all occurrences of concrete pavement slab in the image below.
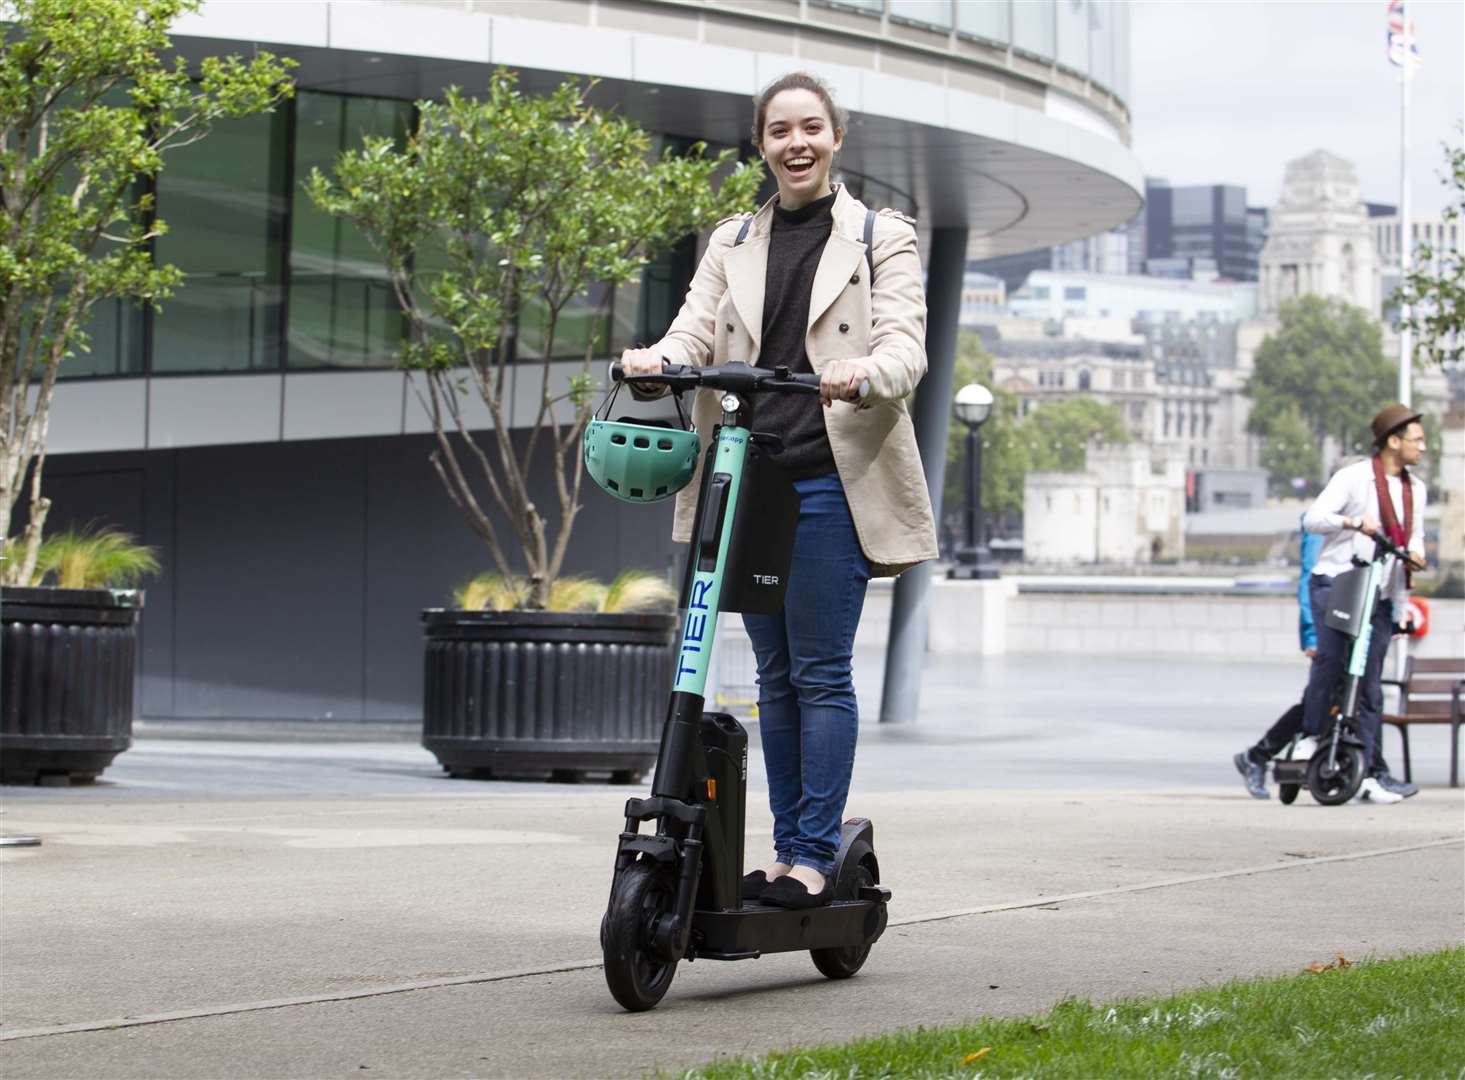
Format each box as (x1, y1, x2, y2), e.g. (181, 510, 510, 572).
(1, 842, 1458, 1079)
(2, 655, 1462, 1077)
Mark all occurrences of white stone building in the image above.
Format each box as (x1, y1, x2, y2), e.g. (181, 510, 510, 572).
(1023, 443, 1187, 565)
(1259, 150, 1380, 317)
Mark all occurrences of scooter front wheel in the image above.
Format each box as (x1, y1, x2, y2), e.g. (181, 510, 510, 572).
(1306, 744, 1365, 806)
(602, 860, 678, 1011)
(1278, 783, 1300, 805)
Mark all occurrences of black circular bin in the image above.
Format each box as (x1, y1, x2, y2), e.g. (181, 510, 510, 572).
(1, 586, 141, 785)
(421, 609, 674, 783)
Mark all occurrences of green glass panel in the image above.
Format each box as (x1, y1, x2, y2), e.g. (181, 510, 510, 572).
(288, 91, 412, 369)
(517, 284, 611, 362)
(151, 109, 288, 372)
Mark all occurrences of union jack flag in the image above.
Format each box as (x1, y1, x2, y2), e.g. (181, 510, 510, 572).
(1386, 0, 1423, 71)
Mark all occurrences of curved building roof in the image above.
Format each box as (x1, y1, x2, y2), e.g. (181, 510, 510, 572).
(171, 0, 1144, 257)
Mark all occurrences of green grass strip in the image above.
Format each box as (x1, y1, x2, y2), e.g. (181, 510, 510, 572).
(666, 945, 1465, 1080)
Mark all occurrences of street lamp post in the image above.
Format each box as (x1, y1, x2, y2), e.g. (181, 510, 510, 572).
(949, 383, 999, 581)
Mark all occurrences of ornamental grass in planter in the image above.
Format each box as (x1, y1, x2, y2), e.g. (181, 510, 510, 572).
(2, 527, 159, 784)
(423, 570, 679, 784)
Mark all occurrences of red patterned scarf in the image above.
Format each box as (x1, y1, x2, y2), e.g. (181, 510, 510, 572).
(1372, 453, 1413, 583)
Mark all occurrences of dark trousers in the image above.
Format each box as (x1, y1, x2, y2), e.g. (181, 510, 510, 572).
(1299, 574, 1394, 770)
(1248, 702, 1305, 764)
(1249, 697, 1395, 774)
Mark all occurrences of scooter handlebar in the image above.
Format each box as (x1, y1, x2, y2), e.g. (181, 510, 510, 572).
(609, 360, 867, 401)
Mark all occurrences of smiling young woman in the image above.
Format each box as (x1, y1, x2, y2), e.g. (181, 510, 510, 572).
(620, 71, 937, 909)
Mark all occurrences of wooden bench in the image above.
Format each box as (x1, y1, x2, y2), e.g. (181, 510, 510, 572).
(1382, 656, 1464, 788)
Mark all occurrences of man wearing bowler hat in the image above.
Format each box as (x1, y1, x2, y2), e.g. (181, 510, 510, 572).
(1291, 404, 1429, 804)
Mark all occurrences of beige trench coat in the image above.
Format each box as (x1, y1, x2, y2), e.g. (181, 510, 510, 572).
(644, 184, 938, 578)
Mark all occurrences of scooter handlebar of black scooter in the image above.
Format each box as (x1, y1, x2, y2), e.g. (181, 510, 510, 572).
(609, 360, 868, 401)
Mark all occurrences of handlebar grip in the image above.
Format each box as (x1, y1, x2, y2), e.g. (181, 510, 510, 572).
(609, 361, 623, 382)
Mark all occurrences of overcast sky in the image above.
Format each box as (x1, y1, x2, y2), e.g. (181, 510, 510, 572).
(1128, 0, 1464, 217)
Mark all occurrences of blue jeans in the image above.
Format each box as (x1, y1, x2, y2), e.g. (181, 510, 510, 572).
(742, 473, 870, 877)
(1301, 574, 1393, 768)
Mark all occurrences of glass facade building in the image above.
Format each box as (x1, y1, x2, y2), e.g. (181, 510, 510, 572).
(822, 0, 1131, 103)
(1144, 181, 1264, 283)
(63, 92, 700, 382)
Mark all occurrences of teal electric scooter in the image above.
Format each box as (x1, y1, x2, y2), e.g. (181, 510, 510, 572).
(585, 361, 888, 1012)
(1274, 530, 1415, 805)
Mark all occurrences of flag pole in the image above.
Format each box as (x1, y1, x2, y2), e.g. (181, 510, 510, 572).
(1398, 10, 1413, 407)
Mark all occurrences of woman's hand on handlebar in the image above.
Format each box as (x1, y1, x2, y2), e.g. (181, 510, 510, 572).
(618, 347, 665, 379)
(819, 359, 870, 407)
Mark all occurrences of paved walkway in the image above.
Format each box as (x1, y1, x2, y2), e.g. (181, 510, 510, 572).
(2, 656, 1462, 1078)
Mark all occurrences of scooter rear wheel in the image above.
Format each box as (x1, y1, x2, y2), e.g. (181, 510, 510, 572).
(603, 860, 678, 1011)
(1306, 744, 1365, 806)
(810, 862, 876, 980)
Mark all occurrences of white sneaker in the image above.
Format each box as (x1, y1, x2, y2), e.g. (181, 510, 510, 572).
(1351, 777, 1404, 805)
(1289, 737, 1318, 760)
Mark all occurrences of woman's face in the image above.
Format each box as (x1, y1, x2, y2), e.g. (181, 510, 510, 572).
(760, 88, 842, 210)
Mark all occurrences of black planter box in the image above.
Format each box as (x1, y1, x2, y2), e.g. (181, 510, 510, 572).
(1, 586, 141, 785)
(422, 609, 675, 783)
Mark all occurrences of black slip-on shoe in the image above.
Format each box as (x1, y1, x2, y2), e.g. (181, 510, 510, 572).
(759, 874, 833, 910)
(1233, 752, 1269, 799)
(1374, 772, 1420, 798)
(740, 870, 771, 900)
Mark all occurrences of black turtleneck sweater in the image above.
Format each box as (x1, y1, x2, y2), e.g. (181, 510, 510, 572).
(754, 191, 837, 480)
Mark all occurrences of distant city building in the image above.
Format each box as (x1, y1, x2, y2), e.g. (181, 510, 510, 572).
(1258, 150, 1379, 316)
(970, 217, 1132, 295)
(1372, 211, 1459, 320)
(960, 270, 1007, 321)
(1023, 443, 1187, 564)
(1144, 180, 1265, 282)
(1053, 226, 1131, 277)
(1006, 270, 1257, 323)
(1192, 468, 1269, 512)
(982, 314, 1257, 471)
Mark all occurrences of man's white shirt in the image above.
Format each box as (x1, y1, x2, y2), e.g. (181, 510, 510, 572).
(1302, 458, 1426, 603)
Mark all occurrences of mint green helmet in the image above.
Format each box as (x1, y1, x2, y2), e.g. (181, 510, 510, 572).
(584, 418, 700, 503)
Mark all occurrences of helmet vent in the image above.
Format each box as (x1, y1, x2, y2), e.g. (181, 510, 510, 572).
(632, 436, 650, 449)
(607, 478, 620, 491)
(610, 433, 627, 445)
(657, 438, 673, 450)
(655, 485, 668, 496)
(630, 487, 644, 498)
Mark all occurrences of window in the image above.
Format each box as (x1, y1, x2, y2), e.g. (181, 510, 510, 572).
(1063, 285, 1087, 301)
(1078, 368, 1091, 390)
(288, 92, 413, 369)
(889, 0, 952, 30)
(517, 284, 611, 362)
(957, 0, 1009, 42)
(152, 109, 289, 372)
(1031, 286, 1051, 300)
(1012, 0, 1056, 57)
(1055, 0, 1090, 74)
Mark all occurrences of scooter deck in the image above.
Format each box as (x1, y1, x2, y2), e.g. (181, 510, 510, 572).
(691, 888, 890, 960)
(1272, 759, 1308, 780)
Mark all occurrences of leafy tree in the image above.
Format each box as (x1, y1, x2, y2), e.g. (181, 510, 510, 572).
(1391, 140, 1463, 368)
(306, 71, 761, 609)
(1258, 403, 1321, 494)
(0, 0, 294, 585)
(1245, 296, 1396, 460)
(1025, 396, 1131, 472)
